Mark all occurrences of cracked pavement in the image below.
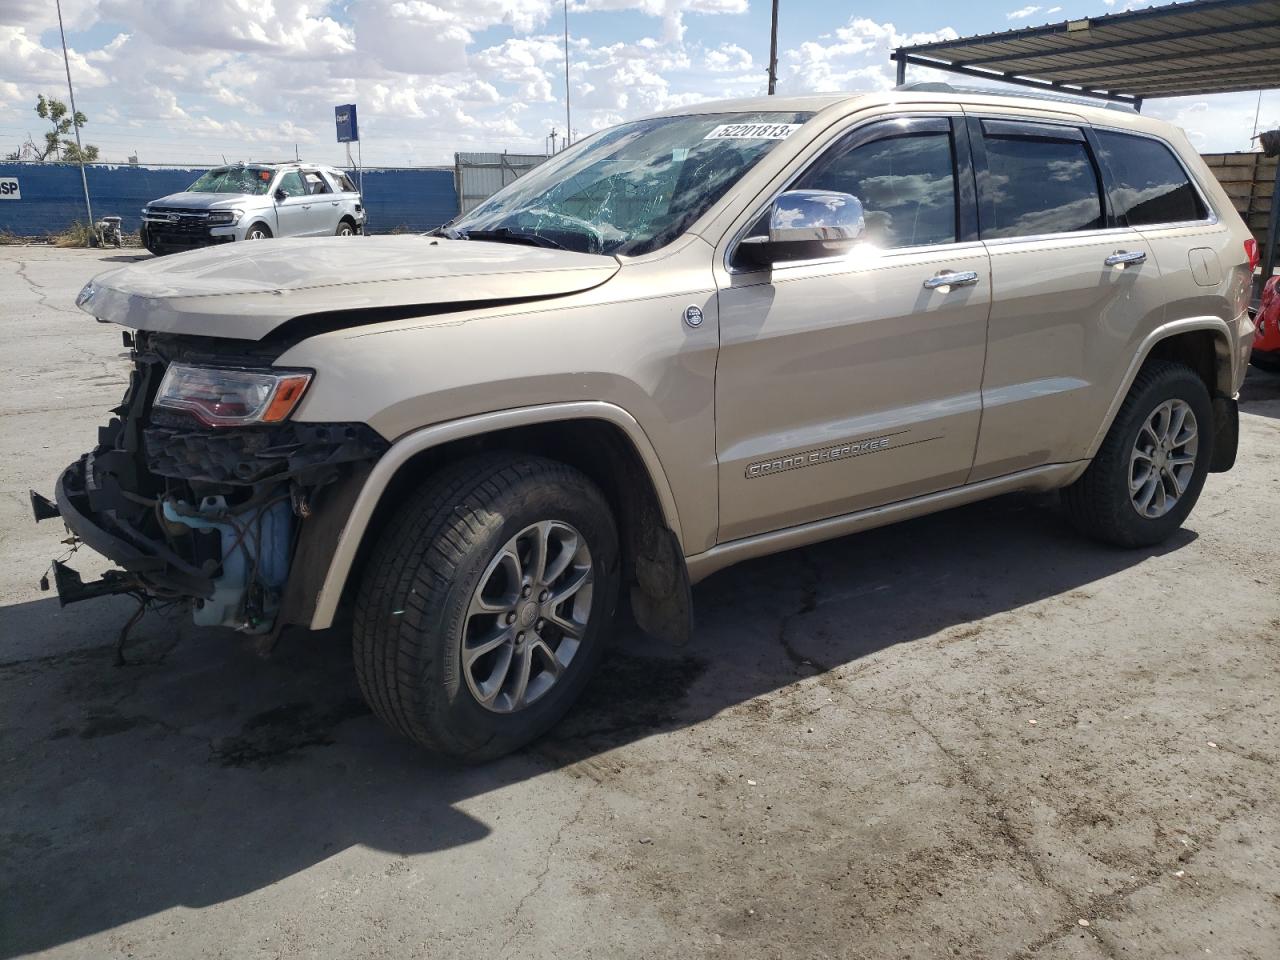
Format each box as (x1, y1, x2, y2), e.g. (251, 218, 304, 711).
(2, 247, 1279, 959)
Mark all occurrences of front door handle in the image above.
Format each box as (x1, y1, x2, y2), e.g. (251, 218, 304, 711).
(1105, 250, 1147, 267)
(923, 270, 979, 290)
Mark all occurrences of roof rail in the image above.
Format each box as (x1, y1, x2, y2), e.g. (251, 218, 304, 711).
(894, 81, 1138, 114)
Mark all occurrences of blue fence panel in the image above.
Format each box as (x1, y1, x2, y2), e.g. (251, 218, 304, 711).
(355, 168, 458, 233)
(0, 162, 458, 236)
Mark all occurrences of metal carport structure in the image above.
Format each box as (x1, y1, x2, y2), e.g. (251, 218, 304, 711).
(892, 0, 1280, 110)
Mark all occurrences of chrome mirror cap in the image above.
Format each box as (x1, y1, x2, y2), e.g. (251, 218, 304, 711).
(768, 190, 865, 246)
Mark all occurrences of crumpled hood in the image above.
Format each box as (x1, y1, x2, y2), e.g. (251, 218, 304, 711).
(78, 235, 621, 340)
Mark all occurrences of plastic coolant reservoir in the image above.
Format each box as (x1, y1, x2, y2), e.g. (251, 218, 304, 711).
(162, 495, 293, 633)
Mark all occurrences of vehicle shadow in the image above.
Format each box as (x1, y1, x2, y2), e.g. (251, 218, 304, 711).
(1241, 363, 1280, 416)
(96, 254, 151, 263)
(0, 490, 1196, 956)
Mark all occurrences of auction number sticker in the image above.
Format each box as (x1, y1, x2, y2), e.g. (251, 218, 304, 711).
(704, 122, 800, 141)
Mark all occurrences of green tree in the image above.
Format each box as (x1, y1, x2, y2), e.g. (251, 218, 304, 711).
(34, 94, 98, 162)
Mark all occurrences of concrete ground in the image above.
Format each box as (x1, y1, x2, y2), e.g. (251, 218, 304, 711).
(2, 246, 1279, 960)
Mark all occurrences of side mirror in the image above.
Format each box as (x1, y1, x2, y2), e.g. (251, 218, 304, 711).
(274, 188, 287, 202)
(739, 189, 865, 266)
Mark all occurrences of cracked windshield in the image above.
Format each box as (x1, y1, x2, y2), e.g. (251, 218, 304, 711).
(446, 112, 813, 256)
(186, 166, 276, 195)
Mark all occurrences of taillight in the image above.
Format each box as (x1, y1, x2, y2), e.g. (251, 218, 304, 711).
(1245, 238, 1260, 271)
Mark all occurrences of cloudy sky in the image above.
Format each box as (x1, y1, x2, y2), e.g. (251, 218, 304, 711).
(1, 0, 1276, 168)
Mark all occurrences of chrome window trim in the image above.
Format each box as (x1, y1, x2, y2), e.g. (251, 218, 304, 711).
(722, 111, 967, 277)
(1087, 123, 1220, 230)
(763, 239, 988, 280)
(982, 225, 1139, 249)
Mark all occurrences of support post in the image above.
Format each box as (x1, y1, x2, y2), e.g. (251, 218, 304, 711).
(895, 53, 906, 86)
(1263, 152, 1280, 284)
(55, 0, 94, 245)
(767, 0, 779, 95)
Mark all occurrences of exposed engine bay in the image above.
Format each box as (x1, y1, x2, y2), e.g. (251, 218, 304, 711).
(33, 330, 387, 640)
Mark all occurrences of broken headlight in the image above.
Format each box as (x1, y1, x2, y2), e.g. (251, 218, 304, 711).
(154, 364, 312, 428)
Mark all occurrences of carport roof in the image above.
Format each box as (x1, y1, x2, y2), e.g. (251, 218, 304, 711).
(892, 0, 1280, 108)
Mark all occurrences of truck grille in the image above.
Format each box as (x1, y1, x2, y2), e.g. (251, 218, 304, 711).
(143, 208, 231, 250)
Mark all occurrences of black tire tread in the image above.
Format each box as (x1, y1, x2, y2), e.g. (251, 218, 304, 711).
(352, 453, 609, 757)
(1062, 360, 1210, 547)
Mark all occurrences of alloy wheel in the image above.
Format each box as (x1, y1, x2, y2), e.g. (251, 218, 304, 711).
(461, 520, 594, 713)
(1129, 398, 1198, 519)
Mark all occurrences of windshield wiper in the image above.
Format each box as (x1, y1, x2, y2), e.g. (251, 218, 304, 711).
(456, 227, 565, 250)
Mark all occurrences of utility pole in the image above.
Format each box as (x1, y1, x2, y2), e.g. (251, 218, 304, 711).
(563, 0, 573, 146)
(767, 0, 779, 95)
(55, 0, 94, 244)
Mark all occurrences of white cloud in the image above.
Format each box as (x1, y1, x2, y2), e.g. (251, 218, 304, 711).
(1007, 6, 1042, 19)
(0, 2, 1262, 167)
(784, 18, 959, 94)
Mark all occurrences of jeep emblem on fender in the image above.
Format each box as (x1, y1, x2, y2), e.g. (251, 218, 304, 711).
(684, 304, 704, 328)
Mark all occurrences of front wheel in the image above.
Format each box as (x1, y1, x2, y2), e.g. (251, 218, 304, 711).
(244, 223, 272, 241)
(1062, 361, 1212, 548)
(352, 454, 619, 761)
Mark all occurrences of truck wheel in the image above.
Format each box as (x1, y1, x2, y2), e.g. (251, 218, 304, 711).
(1062, 361, 1212, 548)
(353, 454, 619, 761)
(335, 219, 356, 237)
(245, 223, 272, 240)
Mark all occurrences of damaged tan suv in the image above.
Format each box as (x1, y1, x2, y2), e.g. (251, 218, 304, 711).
(36, 87, 1255, 760)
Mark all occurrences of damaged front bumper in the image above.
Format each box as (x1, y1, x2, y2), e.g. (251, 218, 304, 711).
(34, 336, 388, 634)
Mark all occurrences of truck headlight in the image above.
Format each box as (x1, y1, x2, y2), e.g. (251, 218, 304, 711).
(207, 210, 242, 226)
(155, 365, 312, 427)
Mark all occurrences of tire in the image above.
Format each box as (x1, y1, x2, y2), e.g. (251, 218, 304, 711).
(352, 453, 620, 761)
(335, 219, 356, 237)
(1062, 360, 1212, 548)
(245, 223, 272, 241)
(1251, 350, 1280, 373)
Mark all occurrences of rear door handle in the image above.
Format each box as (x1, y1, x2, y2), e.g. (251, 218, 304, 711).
(1105, 250, 1147, 267)
(923, 270, 979, 290)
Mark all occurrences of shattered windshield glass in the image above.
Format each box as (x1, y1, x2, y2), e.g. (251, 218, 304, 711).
(446, 112, 813, 256)
(187, 166, 275, 195)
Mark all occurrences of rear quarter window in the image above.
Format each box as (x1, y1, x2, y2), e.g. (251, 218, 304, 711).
(1094, 130, 1208, 226)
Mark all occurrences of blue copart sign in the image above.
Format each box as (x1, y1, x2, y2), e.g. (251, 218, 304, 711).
(335, 104, 359, 143)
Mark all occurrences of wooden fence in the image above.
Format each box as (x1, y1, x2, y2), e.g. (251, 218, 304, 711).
(1201, 151, 1276, 259)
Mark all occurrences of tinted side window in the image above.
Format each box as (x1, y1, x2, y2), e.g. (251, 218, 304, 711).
(338, 173, 358, 193)
(794, 131, 957, 248)
(1094, 130, 1207, 226)
(981, 134, 1103, 239)
(276, 172, 306, 198)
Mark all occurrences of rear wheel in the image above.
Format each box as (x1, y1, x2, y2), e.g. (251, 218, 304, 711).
(335, 219, 357, 237)
(245, 223, 272, 241)
(1062, 361, 1212, 547)
(352, 454, 619, 761)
